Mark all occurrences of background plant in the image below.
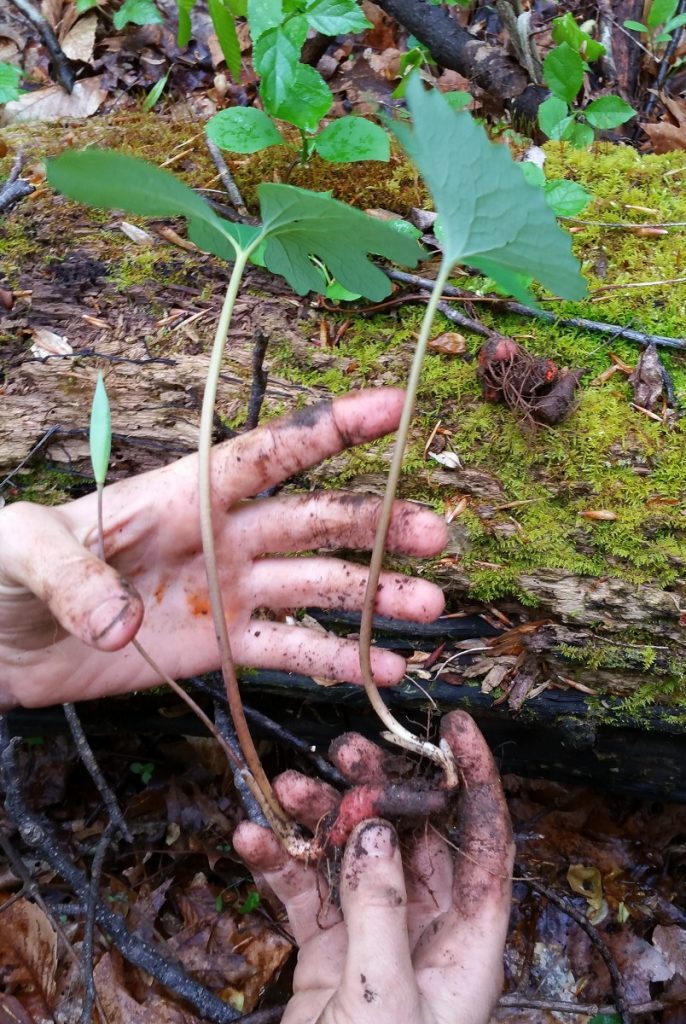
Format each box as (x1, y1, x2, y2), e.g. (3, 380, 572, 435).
(624, 0, 686, 55)
(538, 15, 635, 148)
(48, 78, 585, 839)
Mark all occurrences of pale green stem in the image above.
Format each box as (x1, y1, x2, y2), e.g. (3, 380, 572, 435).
(358, 259, 459, 786)
(198, 247, 298, 834)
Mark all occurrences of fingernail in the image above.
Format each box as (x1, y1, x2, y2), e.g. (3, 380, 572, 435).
(358, 822, 396, 860)
(89, 595, 129, 640)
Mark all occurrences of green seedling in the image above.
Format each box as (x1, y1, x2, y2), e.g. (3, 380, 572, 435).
(538, 17, 635, 148)
(130, 760, 155, 784)
(624, 0, 686, 53)
(52, 76, 585, 852)
(0, 61, 23, 105)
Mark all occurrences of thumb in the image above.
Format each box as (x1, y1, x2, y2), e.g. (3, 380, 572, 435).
(0, 502, 143, 651)
(336, 820, 422, 1020)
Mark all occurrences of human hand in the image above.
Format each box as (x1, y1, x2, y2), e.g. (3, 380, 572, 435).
(0, 388, 447, 710)
(234, 710, 514, 1024)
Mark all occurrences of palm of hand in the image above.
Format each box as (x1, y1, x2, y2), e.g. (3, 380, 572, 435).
(0, 391, 446, 709)
(234, 712, 514, 1024)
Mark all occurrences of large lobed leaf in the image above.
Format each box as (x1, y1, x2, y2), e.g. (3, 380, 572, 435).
(258, 183, 423, 300)
(394, 78, 587, 303)
(47, 149, 257, 257)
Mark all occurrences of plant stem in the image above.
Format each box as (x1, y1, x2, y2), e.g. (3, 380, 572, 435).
(197, 250, 300, 837)
(358, 259, 458, 786)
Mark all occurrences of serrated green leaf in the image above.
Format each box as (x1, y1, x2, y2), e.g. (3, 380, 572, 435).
(0, 61, 22, 104)
(113, 0, 164, 30)
(248, 0, 282, 40)
(208, 0, 242, 80)
(89, 372, 111, 487)
(394, 79, 586, 301)
(257, 183, 423, 299)
(584, 95, 635, 129)
(176, 0, 196, 46)
(76, 0, 100, 12)
(47, 149, 245, 257)
(314, 116, 389, 162)
(663, 13, 686, 32)
(443, 90, 471, 111)
(562, 118, 595, 147)
(543, 43, 584, 103)
(551, 13, 605, 61)
(268, 63, 331, 131)
(648, 0, 679, 29)
(207, 106, 284, 152)
(254, 20, 305, 112)
(143, 69, 170, 110)
(538, 94, 569, 137)
(304, 0, 370, 34)
(543, 178, 592, 217)
(520, 162, 546, 188)
(623, 20, 648, 31)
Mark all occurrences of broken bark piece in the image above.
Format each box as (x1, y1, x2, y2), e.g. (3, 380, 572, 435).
(530, 368, 586, 425)
(629, 344, 665, 411)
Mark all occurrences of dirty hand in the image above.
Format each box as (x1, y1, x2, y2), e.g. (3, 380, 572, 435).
(234, 711, 514, 1024)
(0, 389, 447, 710)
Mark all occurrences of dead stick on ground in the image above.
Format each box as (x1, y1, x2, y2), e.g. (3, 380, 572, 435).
(522, 875, 630, 1024)
(205, 137, 249, 218)
(7, 0, 75, 93)
(63, 703, 132, 842)
(383, 268, 686, 352)
(0, 151, 34, 215)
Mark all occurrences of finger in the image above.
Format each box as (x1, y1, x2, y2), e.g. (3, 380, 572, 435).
(336, 820, 422, 1019)
(411, 712, 514, 1017)
(233, 822, 341, 944)
(328, 733, 390, 785)
(441, 709, 514, 911)
(213, 389, 409, 504)
(236, 493, 448, 559)
(272, 770, 340, 833)
(404, 829, 454, 949)
(235, 621, 408, 685)
(247, 557, 445, 622)
(0, 502, 143, 652)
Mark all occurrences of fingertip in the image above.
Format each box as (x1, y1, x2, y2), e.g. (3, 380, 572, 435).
(369, 646, 407, 686)
(233, 821, 286, 872)
(340, 818, 406, 909)
(273, 770, 340, 830)
(440, 710, 498, 785)
(332, 388, 405, 444)
(87, 578, 144, 651)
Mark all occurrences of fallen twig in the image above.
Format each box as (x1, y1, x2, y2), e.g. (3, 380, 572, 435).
(205, 137, 250, 218)
(383, 267, 686, 352)
(79, 822, 115, 1024)
(63, 703, 132, 842)
(0, 152, 34, 215)
(0, 715, 244, 1023)
(7, 0, 75, 93)
(522, 875, 630, 1024)
(245, 329, 270, 431)
(499, 995, 664, 1016)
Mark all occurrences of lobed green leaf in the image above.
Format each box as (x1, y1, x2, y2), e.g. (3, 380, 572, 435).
(394, 78, 586, 303)
(257, 183, 423, 299)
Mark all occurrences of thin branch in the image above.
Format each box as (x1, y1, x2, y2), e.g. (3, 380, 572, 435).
(79, 823, 115, 1024)
(645, 0, 686, 118)
(205, 137, 249, 218)
(383, 267, 686, 352)
(62, 703, 132, 842)
(245, 329, 270, 431)
(0, 716, 242, 1024)
(0, 152, 34, 215)
(499, 995, 664, 1016)
(7, 0, 75, 93)
(522, 875, 630, 1024)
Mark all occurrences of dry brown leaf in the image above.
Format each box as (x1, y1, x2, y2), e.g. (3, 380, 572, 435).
(641, 121, 686, 153)
(0, 994, 34, 1024)
(652, 925, 686, 977)
(61, 13, 97, 63)
(94, 952, 199, 1024)
(120, 221, 155, 245)
(0, 897, 57, 1011)
(579, 509, 617, 521)
(41, 0, 64, 30)
(364, 46, 402, 80)
(428, 331, 466, 356)
(2, 77, 106, 124)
